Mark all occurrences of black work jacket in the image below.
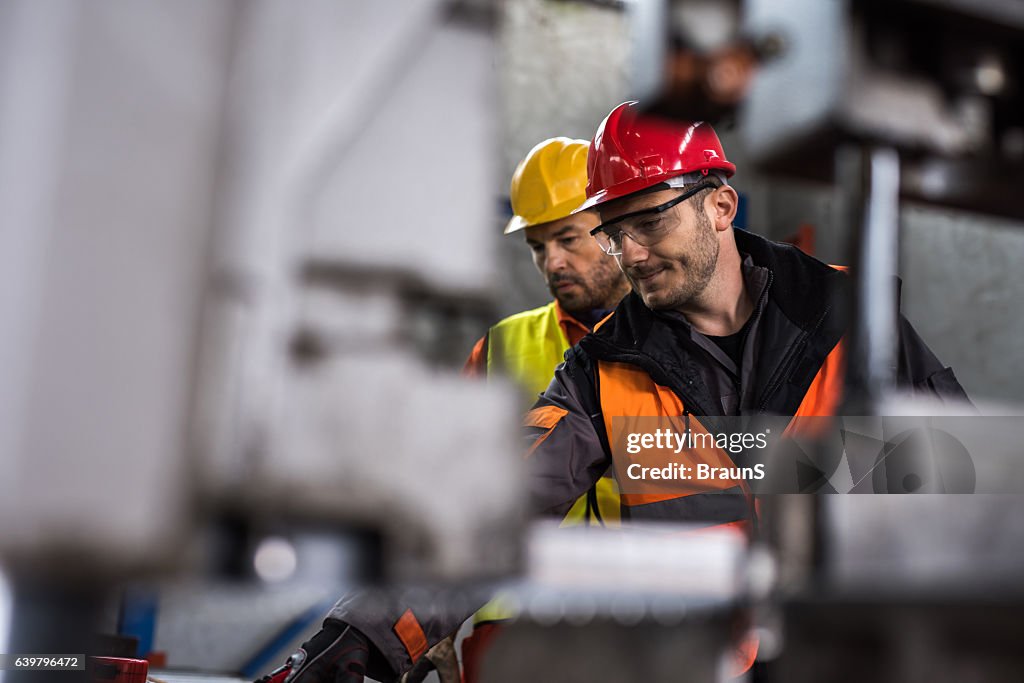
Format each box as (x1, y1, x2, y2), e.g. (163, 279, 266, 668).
(529, 229, 970, 516)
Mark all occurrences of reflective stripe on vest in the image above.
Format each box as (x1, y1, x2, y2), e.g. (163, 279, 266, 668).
(596, 361, 752, 525)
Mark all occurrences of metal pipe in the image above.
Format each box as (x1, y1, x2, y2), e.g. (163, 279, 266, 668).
(837, 145, 901, 414)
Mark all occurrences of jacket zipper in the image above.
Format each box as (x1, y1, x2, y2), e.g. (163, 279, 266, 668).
(757, 304, 832, 413)
(592, 267, 778, 417)
(738, 269, 774, 401)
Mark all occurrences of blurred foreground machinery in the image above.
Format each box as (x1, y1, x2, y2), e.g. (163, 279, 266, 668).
(0, 0, 522, 679)
(476, 522, 759, 683)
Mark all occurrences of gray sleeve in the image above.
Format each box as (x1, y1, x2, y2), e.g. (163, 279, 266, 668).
(896, 314, 974, 407)
(525, 362, 612, 516)
(326, 586, 487, 681)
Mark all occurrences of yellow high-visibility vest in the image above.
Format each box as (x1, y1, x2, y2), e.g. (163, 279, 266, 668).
(486, 302, 620, 528)
(487, 302, 571, 402)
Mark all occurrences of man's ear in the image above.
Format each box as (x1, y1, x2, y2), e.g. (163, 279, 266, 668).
(709, 185, 739, 231)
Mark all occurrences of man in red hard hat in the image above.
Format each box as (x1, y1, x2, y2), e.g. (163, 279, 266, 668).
(523, 101, 969, 527)
(515, 101, 970, 677)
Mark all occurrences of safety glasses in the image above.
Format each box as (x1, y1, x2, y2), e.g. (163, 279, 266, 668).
(589, 181, 714, 256)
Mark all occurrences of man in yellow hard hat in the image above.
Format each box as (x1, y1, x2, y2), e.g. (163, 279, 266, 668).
(463, 137, 630, 397)
(463, 136, 629, 528)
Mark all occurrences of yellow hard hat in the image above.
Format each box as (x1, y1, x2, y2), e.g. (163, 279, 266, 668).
(504, 137, 590, 235)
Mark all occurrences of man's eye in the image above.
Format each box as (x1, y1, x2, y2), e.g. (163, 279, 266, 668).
(637, 218, 662, 233)
(560, 237, 578, 247)
(529, 243, 543, 252)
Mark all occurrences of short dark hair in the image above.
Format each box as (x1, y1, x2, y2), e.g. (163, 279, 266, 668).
(685, 174, 724, 207)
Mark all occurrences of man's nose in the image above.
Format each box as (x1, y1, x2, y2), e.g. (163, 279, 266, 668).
(545, 243, 568, 273)
(618, 233, 648, 267)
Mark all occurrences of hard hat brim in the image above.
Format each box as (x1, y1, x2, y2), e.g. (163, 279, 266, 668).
(505, 196, 596, 235)
(503, 214, 531, 235)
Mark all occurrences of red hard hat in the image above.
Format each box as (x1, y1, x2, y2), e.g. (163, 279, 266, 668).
(577, 101, 735, 211)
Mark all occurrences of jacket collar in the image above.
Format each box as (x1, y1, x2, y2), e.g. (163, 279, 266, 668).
(580, 230, 849, 415)
(587, 230, 847, 352)
(732, 228, 846, 329)
(553, 299, 592, 347)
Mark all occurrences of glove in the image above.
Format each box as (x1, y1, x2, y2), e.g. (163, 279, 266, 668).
(255, 621, 371, 683)
(401, 635, 459, 683)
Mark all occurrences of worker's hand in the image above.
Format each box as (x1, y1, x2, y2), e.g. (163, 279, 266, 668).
(255, 621, 371, 683)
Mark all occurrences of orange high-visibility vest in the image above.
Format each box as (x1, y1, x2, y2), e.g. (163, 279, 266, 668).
(596, 338, 845, 520)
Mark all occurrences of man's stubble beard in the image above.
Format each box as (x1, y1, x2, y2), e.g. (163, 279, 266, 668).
(551, 257, 630, 315)
(634, 208, 719, 312)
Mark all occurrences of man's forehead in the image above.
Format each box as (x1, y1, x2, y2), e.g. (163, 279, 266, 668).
(523, 212, 599, 240)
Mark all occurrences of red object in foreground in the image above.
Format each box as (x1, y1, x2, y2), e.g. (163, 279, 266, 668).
(461, 622, 504, 683)
(88, 656, 149, 683)
(257, 663, 293, 683)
